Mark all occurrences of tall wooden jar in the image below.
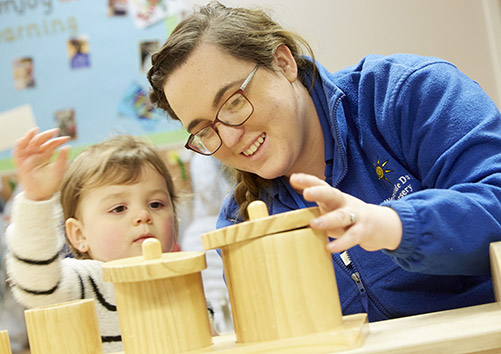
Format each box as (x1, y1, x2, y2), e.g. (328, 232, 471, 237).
(201, 201, 343, 343)
(102, 239, 213, 354)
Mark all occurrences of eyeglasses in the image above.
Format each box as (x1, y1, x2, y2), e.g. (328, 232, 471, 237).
(185, 64, 259, 155)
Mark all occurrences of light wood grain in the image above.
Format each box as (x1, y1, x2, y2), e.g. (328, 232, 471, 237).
(102, 250, 207, 283)
(490, 241, 501, 303)
(201, 206, 320, 250)
(154, 303, 498, 354)
(24, 299, 103, 354)
(222, 227, 344, 343)
(143, 237, 162, 260)
(342, 302, 501, 354)
(111, 303, 501, 354)
(191, 313, 368, 354)
(103, 239, 213, 354)
(113, 272, 213, 353)
(0, 330, 12, 354)
(201, 200, 348, 345)
(247, 200, 269, 220)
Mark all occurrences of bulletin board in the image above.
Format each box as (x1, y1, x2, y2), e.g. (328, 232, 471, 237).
(0, 0, 188, 173)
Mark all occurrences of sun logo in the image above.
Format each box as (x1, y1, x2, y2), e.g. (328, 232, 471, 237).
(374, 158, 393, 183)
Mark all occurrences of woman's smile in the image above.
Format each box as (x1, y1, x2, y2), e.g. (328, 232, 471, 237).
(242, 133, 266, 157)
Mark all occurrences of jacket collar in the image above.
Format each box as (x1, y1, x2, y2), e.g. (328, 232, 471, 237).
(307, 60, 349, 187)
(274, 60, 349, 210)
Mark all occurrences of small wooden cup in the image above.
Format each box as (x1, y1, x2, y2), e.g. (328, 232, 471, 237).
(0, 330, 12, 354)
(201, 201, 343, 343)
(102, 239, 213, 354)
(25, 299, 103, 354)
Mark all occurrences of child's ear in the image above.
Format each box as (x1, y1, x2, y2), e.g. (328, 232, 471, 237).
(65, 218, 89, 253)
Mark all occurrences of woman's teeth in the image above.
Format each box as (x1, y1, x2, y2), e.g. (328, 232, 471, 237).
(243, 133, 266, 156)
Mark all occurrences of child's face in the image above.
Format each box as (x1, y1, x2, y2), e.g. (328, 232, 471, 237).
(66, 165, 177, 262)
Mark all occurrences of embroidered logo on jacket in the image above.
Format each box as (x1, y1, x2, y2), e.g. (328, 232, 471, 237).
(374, 158, 393, 184)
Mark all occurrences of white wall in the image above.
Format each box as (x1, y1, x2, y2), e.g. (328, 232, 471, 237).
(186, 0, 501, 107)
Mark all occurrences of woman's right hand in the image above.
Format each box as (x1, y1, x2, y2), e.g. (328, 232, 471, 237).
(13, 127, 71, 201)
(289, 173, 403, 253)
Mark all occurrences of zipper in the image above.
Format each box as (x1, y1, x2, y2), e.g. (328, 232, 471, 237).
(350, 271, 369, 313)
(333, 249, 392, 318)
(335, 251, 369, 314)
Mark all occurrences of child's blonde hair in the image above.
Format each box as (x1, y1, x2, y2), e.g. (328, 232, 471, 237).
(59, 135, 178, 259)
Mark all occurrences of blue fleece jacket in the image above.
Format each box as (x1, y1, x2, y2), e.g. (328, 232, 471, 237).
(217, 54, 501, 322)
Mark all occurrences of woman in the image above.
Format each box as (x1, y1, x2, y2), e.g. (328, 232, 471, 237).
(147, 1, 501, 321)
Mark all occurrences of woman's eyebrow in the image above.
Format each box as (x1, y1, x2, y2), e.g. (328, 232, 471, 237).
(186, 79, 241, 132)
(187, 118, 207, 132)
(213, 79, 240, 108)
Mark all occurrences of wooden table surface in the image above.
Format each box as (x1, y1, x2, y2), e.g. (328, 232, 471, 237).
(203, 302, 501, 354)
(342, 302, 501, 354)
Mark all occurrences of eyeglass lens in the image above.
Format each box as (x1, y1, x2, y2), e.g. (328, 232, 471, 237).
(190, 92, 252, 154)
(218, 92, 253, 125)
(187, 64, 259, 155)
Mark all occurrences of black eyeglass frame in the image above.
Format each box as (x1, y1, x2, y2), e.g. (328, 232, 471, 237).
(184, 64, 260, 156)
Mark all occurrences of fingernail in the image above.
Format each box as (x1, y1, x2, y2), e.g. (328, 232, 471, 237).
(326, 242, 336, 253)
(311, 218, 323, 227)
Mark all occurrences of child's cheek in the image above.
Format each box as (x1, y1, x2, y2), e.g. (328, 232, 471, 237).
(97, 226, 126, 258)
(161, 219, 177, 252)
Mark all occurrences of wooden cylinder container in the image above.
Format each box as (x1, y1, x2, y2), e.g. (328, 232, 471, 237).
(102, 239, 212, 354)
(24, 299, 103, 354)
(0, 330, 12, 354)
(201, 201, 343, 343)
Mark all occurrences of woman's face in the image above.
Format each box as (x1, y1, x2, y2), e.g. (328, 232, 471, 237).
(163, 42, 316, 180)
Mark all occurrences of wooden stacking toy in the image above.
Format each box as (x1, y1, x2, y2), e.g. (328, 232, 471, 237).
(18, 208, 501, 353)
(200, 200, 368, 352)
(24, 298, 103, 354)
(0, 330, 12, 354)
(102, 238, 213, 354)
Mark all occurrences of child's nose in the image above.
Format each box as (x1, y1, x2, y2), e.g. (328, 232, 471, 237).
(215, 123, 244, 149)
(133, 209, 152, 225)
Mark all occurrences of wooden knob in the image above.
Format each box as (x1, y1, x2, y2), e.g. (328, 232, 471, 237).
(143, 238, 162, 260)
(247, 200, 269, 220)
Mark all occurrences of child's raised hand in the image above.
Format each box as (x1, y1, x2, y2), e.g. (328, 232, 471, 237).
(14, 127, 71, 201)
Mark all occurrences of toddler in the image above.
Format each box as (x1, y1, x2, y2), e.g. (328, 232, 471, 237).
(6, 128, 179, 353)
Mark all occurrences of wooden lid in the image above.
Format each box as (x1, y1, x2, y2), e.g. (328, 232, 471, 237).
(201, 201, 320, 250)
(102, 239, 206, 283)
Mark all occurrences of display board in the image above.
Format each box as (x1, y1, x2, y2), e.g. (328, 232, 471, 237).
(0, 0, 188, 172)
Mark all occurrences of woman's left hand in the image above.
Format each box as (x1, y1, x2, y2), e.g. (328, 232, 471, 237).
(289, 173, 403, 253)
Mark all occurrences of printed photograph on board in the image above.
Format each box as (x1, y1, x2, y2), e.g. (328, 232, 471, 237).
(129, 0, 169, 29)
(12, 57, 35, 90)
(54, 108, 78, 139)
(108, 0, 128, 16)
(140, 40, 160, 73)
(68, 36, 91, 69)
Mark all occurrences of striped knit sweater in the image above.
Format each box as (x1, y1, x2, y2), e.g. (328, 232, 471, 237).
(6, 192, 123, 353)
